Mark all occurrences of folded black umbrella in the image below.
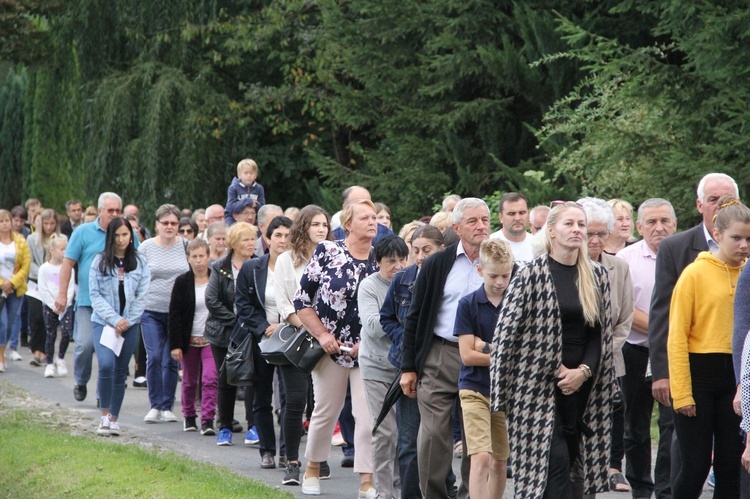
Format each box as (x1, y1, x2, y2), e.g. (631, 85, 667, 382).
(372, 371, 403, 436)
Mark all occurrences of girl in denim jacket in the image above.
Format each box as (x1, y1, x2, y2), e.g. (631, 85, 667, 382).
(89, 217, 150, 436)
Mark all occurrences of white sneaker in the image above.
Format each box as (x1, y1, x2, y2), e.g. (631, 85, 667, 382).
(301, 475, 321, 496)
(144, 408, 162, 423)
(55, 358, 68, 377)
(97, 415, 111, 435)
(108, 419, 121, 436)
(161, 410, 178, 422)
(44, 364, 55, 378)
(10, 350, 22, 361)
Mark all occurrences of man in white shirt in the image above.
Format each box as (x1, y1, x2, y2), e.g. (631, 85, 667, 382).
(489, 192, 535, 263)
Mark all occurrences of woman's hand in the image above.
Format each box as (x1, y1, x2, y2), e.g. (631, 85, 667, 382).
(115, 318, 130, 335)
(265, 323, 279, 337)
(743, 435, 750, 473)
(319, 332, 340, 355)
(734, 384, 742, 416)
(556, 365, 586, 395)
(0, 281, 12, 295)
(675, 405, 696, 417)
(348, 341, 360, 359)
(171, 348, 183, 362)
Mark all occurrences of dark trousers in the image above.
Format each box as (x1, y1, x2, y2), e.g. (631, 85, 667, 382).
(27, 294, 47, 353)
(211, 343, 253, 430)
(672, 353, 741, 499)
(134, 325, 146, 378)
(610, 378, 625, 470)
(279, 364, 309, 462)
(621, 343, 672, 498)
(42, 304, 73, 362)
(250, 345, 276, 456)
(542, 414, 576, 499)
(339, 383, 355, 457)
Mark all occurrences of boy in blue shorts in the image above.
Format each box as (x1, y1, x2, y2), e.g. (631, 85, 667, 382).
(453, 239, 514, 499)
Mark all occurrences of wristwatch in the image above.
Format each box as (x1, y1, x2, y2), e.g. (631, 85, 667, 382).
(482, 342, 491, 354)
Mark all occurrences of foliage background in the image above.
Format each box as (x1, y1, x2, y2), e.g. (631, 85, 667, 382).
(1, 1, 747, 229)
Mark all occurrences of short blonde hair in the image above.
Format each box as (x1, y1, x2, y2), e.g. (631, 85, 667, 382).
(398, 220, 425, 241)
(340, 199, 376, 236)
(226, 221, 257, 251)
(608, 198, 636, 242)
(429, 211, 452, 232)
(237, 158, 259, 176)
(479, 239, 514, 269)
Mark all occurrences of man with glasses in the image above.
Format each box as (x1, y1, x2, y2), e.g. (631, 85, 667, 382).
(55, 192, 138, 402)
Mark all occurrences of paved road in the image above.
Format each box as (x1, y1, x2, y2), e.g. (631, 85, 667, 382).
(2, 351, 712, 498)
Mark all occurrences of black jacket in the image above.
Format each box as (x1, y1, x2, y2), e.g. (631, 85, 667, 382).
(648, 224, 708, 381)
(401, 243, 459, 377)
(234, 253, 271, 343)
(168, 268, 211, 352)
(205, 253, 238, 348)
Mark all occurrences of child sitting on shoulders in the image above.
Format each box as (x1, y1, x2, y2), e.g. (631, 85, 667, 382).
(453, 239, 515, 499)
(38, 233, 76, 378)
(224, 158, 265, 226)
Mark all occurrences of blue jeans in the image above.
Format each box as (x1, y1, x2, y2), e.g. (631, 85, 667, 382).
(397, 395, 422, 499)
(92, 323, 138, 418)
(0, 291, 23, 347)
(73, 306, 96, 387)
(141, 311, 179, 411)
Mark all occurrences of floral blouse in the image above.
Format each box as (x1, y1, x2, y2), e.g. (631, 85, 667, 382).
(294, 240, 378, 367)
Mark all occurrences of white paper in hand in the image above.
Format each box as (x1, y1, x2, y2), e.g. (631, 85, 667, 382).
(100, 326, 125, 356)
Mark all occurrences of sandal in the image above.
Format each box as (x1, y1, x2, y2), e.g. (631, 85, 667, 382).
(453, 441, 463, 459)
(609, 471, 631, 492)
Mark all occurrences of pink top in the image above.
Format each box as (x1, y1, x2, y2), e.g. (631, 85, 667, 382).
(616, 240, 656, 347)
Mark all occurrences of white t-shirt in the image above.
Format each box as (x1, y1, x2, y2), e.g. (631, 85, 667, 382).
(0, 241, 16, 281)
(490, 229, 535, 263)
(192, 282, 209, 337)
(265, 268, 280, 324)
(38, 261, 76, 311)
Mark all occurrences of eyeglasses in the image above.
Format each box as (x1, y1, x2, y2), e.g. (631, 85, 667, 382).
(550, 200, 583, 208)
(104, 208, 122, 215)
(159, 220, 179, 227)
(179, 228, 194, 235)
(587, 231, 609, 239)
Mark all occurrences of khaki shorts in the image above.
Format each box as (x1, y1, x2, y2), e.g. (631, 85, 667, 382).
(459, 389, 510, 460)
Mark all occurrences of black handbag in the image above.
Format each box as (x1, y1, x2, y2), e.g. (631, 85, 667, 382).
(284, 326, 325, 373)
(222, 332, 255, 386)
(259, 323, 296, 365)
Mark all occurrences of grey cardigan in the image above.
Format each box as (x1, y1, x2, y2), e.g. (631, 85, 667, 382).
(358, 272, 398, 382)
(26, 232, 46, 281)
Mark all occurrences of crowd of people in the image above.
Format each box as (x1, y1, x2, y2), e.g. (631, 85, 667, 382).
(2, 163, 750, 499)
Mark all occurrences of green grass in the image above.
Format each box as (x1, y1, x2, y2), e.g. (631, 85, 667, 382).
(0, 404, 291, 498)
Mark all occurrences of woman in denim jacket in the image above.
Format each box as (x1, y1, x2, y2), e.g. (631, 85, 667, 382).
(89, 217, 150, 436)
(379, 224, 443, 499)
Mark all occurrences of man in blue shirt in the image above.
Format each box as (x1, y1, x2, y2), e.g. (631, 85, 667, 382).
(55, 192, 133, 402)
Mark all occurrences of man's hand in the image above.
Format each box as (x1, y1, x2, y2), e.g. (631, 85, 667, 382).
(400, 372, 418, 399)
(675, 404, 696, 417)
(652, 378, 671, 407)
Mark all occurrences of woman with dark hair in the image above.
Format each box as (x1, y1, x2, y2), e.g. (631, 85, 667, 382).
(294, 199, 379, 497)
(374, 203, 392, 230)
(205, 221, 258, 446)
(272, 205, 332, 485)
(235, 216, 293, 470)
(178, 217, 198, 241)
(139, 204, 189, 424)
(358, 235, 408, 499)
(89, 217, 150, 435)
(380, 224, 445, 498)
(491, 201, 614, 498)
(26, 208, 60, 366)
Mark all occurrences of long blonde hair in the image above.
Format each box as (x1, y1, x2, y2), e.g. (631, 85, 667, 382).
(543, 202, 601, 326)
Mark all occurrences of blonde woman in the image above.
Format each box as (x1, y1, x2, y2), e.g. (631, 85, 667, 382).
(0, 209, 31, 371)
(604, 199, 636, 254)
(490, 201, 614, 498)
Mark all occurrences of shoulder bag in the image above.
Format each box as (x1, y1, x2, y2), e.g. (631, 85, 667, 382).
(222, 329, 255, 386)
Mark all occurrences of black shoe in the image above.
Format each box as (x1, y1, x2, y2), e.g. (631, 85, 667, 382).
(96, 398, 100, 408)
(340, 455, 354, 468)
(29, 356, 42, 367)
(282, 461, 300, 485)
(278, 455, 288, 468)
(201, 421, 215, 436)
(184, 416, 198, 432)
(261, 452, 276, 469)
(73, 384, 87, 402)
(132, 377, 147, 388)
(506, 465, 513, 479)
(319, 460, 331, 479)
(231, 419, 243, 433)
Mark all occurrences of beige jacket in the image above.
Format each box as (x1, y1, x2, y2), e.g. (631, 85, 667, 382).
(601, 253, 635, 377)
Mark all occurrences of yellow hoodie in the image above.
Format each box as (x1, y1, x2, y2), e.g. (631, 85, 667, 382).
(668, 251, 743, 410)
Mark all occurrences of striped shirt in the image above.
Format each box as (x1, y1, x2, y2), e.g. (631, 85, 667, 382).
(137, 238, 189, 313)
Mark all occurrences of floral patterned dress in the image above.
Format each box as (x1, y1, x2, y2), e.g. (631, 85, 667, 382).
(294, 240, 378, 368)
